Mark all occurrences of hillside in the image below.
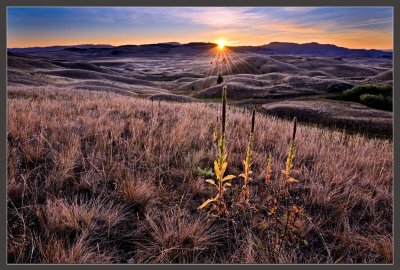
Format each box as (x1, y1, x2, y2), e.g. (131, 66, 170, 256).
(8, 42, 393, 59)
(7, 51, 392, 98)
(7, 48, 393, 137)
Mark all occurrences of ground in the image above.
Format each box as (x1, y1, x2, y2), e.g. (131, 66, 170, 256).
(7, 86, 393, 263)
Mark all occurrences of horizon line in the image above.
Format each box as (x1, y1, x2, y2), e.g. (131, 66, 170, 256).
(7, 41, 393, 51)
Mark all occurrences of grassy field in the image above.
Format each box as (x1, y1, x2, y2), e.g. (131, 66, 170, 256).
(7, 85, 392, 263)
(261, 98, 393, 139)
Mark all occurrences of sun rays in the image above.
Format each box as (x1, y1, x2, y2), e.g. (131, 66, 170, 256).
(217, 38, 225, 50)
(189, 39, 254, 91)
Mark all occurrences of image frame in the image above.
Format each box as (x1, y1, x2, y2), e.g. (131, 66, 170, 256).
(1, 1, 398, 269)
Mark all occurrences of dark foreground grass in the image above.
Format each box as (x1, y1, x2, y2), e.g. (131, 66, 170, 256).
(7, 86, 392, 263)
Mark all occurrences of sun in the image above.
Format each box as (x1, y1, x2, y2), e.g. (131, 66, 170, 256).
(217, 38, 225, 50)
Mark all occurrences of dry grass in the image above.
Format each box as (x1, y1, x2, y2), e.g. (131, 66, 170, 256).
(133, 207, 224, 263)
(7, 85, 392, 263)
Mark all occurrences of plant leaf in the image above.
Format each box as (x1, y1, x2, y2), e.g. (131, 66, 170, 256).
(222, 175, 236, 182)
(221, 161, 228, 176)
(197, 198, 216, 209)
(205, 179, 216, 186)
(286, 177, 298, 183)
(214, 161, 220, 178)
(239, 173, 246, 178)
(224, 182, 232, 187)
(212, 131, 218, 142)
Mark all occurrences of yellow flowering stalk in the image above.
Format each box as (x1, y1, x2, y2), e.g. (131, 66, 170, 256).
(198, 86, 235, 214)
(239, 108, 256, 205)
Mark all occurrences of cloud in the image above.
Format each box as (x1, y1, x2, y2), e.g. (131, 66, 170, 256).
(169, 7, 265, 28)
(7, 7, 393, 49)
(340, 18, 392, 29)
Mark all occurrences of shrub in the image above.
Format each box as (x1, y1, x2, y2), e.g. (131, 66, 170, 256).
(327, 82, 354, 93)
(342, 84, 392, 101)
(339, 84, 392, 111)
(360, 94, 392, 111)
(195, 167, 214, 178)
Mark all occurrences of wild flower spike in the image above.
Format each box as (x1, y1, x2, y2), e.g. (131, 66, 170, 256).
(292, 117, 297, 142)
(198, 85, 235, 213)
(284, 117, 298, 182)
(251, 108, 256, 133)
(244, 109, 256, 177)
(221, 86, 227, 135)
(240, 109, 256, 205)
(245, 109, 256, 168)
(217, 86, 227, 165)
(265, 152, 272, 184)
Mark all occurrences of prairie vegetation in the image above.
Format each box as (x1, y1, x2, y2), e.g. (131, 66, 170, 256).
(262, 99, 392, 139)
(7, 85, 392, 263)
(7, 51, 393, 138)
(334, 84, 393, 111)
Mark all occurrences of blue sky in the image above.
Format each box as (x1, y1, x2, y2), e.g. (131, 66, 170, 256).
(7, 7, 393, 49)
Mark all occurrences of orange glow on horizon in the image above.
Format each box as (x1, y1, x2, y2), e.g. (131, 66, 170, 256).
(7, 31, 393, 51)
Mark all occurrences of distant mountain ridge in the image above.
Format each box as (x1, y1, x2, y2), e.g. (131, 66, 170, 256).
(8, 44, 113, 53)
(258, 42, 392, 58)
(8, 41, 392, 59)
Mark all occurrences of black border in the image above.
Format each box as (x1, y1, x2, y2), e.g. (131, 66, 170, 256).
(1, 1, 398, 269)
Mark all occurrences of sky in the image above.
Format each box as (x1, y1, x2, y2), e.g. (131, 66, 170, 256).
(7, 7, 393, 50)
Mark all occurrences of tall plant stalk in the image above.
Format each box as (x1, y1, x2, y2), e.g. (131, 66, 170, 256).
(240, 108, 256, 205)
(198, 86, 235, 214)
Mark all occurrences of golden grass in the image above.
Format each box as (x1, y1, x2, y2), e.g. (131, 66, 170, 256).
(7, 85, 393, 263)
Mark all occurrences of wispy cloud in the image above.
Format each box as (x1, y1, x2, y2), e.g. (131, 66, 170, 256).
(169, 7, 265, 27)
(7, 7, 393, 49)
(340, 18, 392, 29)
